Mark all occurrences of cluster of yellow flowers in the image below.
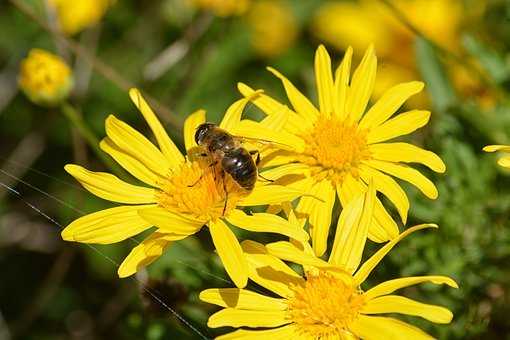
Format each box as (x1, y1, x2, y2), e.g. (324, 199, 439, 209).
(58, 45, 462, 339)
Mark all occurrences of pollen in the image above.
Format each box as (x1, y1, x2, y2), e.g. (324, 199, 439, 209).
(298, 116, 371, 184)
(287, 271, 365, 338)
(156, 160, 244, 221)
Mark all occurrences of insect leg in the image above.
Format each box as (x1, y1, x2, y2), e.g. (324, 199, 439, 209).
(249, 150, 261, 165)
(188, 159, 217, 187)
(221, 170, 228, 216)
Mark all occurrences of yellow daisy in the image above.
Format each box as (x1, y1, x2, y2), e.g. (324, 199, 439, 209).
(236, 45, 445, 256)
(483, 145, 510, 168)
(61, 88, 309, 288)
(200, 186, 458, 339)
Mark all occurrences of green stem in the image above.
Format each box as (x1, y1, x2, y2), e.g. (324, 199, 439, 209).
(60, 102, 128, 179)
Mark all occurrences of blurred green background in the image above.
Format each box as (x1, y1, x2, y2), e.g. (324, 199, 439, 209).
(1, 0, 510, 339)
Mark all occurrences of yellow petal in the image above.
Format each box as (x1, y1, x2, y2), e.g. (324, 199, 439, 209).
(367, 110, 430, 144)
(354, 224, 438, 284)
(259, 106, 290, 131)
(241, 240, 304, 297)
(258, 149, 296, 168)
(128, 88, 184, 168)
(333, 46, 353, 118)
(498, 156, 510, 168)
(329, 181, 375, 273)
(346, 45, 377, 122)
(483, 144, 510, 152)
(369, 143, 446, 173)
(99, 138, 162, 187)
(220, 93, 261, 131)
(61, 205, 155, 244)
(208, 308, 290, 328)
(315, 45, 335, 117)
(366, 160, 438, 199)
(184, 109, 206, 152)
(359, 164, 409, 224)
(216, 325, 298, 340)
(359, 81, 424, 130)
(65, 164, 156, 204)
(117, 231, 186, 278)
(350, 315, 434, 340)
(266, 241, 329, 268)
(210, 219, 248, 288)
(259, 163, 311, 181)
(231, 120, 305, 152)
(105, 115, 171, 177)
(199, 288, 287, 310)
(362, 295, 454, 324)
(267, 66, 319, 121)
(238, 184, 304, 206)
(226, 209, 309, 242)
(296, 179, 335, 257)
(137, 206, 204, 234)
(364, 276, 459, 300)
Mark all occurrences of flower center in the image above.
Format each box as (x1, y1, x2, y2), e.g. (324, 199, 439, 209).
(298, 116, 370, 183)
(156, 160, 244, 221)
(288, 271, 365, 338)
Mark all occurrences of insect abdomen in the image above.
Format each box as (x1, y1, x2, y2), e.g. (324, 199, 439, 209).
(222, 148, 257, 191)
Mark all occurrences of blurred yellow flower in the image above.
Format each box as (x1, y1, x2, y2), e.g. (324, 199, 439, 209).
(50, 0, 113, 35)
(237, 45, 445, 256)
(18, 48, 73, 107)
(246, 0, 298, 58)
(311, 0, 489, 106)
(190, 0, 250, 17)
(483, 145, 510, 168)
(201, 187, 457, 339)
(61, 88, 309, 288)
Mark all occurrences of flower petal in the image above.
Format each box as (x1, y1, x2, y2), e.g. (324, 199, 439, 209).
(366, 160, 438, 199)
(329, 181, 375, 273)
(199, 288, 287, 310)
(61, 205, 155, 244)
(364, 276, 459, 300)
(315, 45, 335, 117)
(498, 156, 510, 168)
(208, 308, 290, 328)
(231, 120, 305, 152)
(359, 81, 424, 130)
(128, 88, 184, 168)
(184, 109, 206, 152)
(483, 144, 510, 152)
(362, 295, 453, 324)
(220, 93, 261, 131)
(226, 209, 309, 242)
(238, 184, 304, 206)
(369, 143, 446, 173)
(354, 224, 438, 284)
(210, 219, 248, 288)
(349, 315, 434, 340)
(105, 115, 171, 177)
(241, 240, 304, 297)
(359, 164, 409, 224)
(259, 163, 311, 181)
(117, 231, 186, 278)
(346, 45, 377, 122)
(137, 206, 204, 234)
(296, 179, 336, 257)
(265, 241, 329, 268)
(99, 138, 162, 187)
(267, 66, 319, 121)
(333, 46, 353, 118)
(216, 325, 298, 340)
(367, 110, 430, 144)
(65, 164, 156, 204)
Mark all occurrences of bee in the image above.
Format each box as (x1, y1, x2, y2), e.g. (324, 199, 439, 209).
(194, 122, 260, 192)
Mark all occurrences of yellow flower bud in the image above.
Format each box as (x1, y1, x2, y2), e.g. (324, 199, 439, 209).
(18, 49, 73, 107)
(49, 0, 112, 36)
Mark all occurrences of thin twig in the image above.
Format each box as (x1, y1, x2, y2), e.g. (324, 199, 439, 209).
(9, 0, 183, 130)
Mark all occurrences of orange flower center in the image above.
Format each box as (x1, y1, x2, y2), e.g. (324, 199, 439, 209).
(288, 271, 365, 338)
(298, 116, 371, 183)
(156, 160, 244, 221)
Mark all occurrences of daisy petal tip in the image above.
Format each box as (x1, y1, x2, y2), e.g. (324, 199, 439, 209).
(117, 266, 134, 278)
(64, 163, 78, 174)
(60, 228, 74, 241)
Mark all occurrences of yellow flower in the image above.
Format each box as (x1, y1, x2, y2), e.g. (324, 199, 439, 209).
(18, 48, 73, 107)
(246, 0, 298, 58)
(483, 145, 510, 168)
(49, 0, 113, 35)
(237, 45, 445, 256)
(61, 88, 310, 288)
(200, 187, 457, 339)
(190, 0, 250, 17)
